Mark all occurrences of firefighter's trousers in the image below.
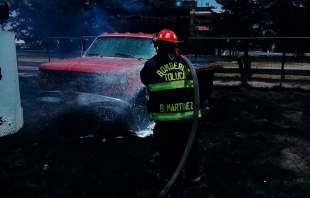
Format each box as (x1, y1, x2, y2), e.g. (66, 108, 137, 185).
(152, 119, 204, 180)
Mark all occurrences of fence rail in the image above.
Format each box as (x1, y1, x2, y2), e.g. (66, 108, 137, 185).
(16, 36, 310, 89)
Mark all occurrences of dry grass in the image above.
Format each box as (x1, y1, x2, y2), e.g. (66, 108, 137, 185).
(215, 73, 310, 81)
(215, 61, 310, 68)
(0, 76, 309, 198)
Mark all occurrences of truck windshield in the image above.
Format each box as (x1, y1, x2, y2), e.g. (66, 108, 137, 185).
(84, 36, 156, 60)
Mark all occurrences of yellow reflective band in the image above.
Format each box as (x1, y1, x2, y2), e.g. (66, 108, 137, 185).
(149, 110, 201, 121)
(149, 80, 194, 92)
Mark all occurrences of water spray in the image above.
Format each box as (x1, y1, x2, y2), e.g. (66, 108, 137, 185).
(157, 55, 200, 198)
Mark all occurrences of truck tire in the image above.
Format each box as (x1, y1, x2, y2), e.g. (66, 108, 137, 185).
(124, 89, 150, 133)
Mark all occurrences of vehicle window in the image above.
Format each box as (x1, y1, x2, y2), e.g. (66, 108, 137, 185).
(84, 36, 156, 60)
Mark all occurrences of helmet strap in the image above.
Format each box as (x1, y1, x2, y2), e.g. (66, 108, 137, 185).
(175, 48, 180, 56)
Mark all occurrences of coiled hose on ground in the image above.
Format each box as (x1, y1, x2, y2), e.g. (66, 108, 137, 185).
(157, 55, 200, 198)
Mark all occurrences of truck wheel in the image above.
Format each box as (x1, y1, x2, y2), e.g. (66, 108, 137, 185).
(128, 103, 150, 133)
(125, 90, 150, 133)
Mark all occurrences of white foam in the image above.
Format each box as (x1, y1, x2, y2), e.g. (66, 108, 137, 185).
(135, 121, 155, 138)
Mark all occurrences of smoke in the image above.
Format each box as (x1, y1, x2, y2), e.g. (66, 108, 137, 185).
(85, 5, 112, 36)
(121, 1, 152, 15)
(85, 1, 153, 36)
(5, 0, 158, 37)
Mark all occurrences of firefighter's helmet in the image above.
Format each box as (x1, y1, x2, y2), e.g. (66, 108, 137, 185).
(155, 29, 178, 43)
(152, 29, 182, 56)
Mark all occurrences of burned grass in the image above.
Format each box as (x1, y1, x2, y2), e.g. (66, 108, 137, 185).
(0, 76, 310, 198)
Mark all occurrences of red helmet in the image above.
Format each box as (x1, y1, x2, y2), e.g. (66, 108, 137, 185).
(156, 29, 178, 43)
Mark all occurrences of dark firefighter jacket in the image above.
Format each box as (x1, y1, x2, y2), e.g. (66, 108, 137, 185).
(140, 53, 201, 121)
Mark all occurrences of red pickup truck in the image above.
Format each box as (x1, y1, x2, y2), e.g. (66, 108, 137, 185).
(36, 32, 222, 136)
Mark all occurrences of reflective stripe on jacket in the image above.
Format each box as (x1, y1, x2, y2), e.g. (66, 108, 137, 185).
(149, 111, 201, 121)
(149, 80, 194, 92)
(140, 54, 201, 121)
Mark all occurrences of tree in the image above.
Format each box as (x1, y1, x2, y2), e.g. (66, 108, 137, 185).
(2, 0, 179, 37)
(3, 0, 96, 37)
(213, 0, 310, 51)
(148, 0, 177, 8)
(260, 0, 310, 53)
(213, 0, 262, 37)
(212, 0, 263, 77)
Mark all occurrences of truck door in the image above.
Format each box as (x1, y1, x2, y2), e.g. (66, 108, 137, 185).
(0, 31, 24, 137)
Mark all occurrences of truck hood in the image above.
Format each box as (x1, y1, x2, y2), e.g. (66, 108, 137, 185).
(39, 57, 146, 73)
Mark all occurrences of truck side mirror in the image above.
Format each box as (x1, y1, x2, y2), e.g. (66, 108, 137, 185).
(0, 1, 9, 20)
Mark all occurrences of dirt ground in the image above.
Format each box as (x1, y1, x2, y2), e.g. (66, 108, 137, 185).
(1, 75, 310, 198)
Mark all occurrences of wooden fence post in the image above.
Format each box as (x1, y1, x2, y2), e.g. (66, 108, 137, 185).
(238, 56, 248, 86)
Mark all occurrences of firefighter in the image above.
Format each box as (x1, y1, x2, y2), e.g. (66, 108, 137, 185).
(140, 29, 204, 185)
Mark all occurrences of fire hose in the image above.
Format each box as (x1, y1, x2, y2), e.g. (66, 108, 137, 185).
(157, 55, 200, 198)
